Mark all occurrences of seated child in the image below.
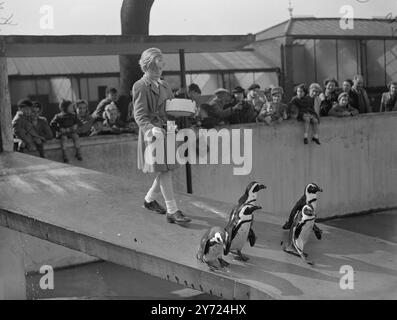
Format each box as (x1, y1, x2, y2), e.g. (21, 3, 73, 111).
(75, 100, 94, 137)
(12, 99, 45, 156)
(102, 102, 132, 134)
(30, 101, 53, 158)
(289, 84, 321, 145)
(329, 93, 359, 117)
(50, 99, 83, 163)
(256, 87, 289, 125)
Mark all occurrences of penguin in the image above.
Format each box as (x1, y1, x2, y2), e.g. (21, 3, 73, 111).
(224, 182, 266, 262)
(196, 227, 229, 271)
(282, 183, 323, 241)
(282, 204, 319, 265)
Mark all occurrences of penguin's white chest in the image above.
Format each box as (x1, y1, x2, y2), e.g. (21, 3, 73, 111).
(231, 221, 252, 251)
(293, 219, 315, 253)
(204, 243, 223, 263)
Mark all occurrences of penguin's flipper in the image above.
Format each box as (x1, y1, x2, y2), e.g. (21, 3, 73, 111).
(313, 224, 323, 240)
(248, 228, 257, 247)
(197, 229, 211, 261)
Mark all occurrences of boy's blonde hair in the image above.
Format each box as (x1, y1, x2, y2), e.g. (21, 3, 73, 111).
(139, 48, 163, 73)
(103, 102, 120, 120)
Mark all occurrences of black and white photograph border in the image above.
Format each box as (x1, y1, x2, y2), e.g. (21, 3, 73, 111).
(0, 0, 396, 304)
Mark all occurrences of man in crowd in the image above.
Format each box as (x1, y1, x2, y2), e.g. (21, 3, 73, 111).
(351, 75, 372, 114)
(203, 88, 242, 127)
(247, 83, 266, 114)
(228, 86, 257, 124)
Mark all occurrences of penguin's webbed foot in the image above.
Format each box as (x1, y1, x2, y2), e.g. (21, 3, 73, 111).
(207, 262, 220, 272)
(283, 247, 301, 258)
(301, 254, 314, 266)
(234, 251, 249, 262)
(218, 258, 230, 268)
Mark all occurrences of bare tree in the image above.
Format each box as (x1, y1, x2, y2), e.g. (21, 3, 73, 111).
(118, 0, 155, 121)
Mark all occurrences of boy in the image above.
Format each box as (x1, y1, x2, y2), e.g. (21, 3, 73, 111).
(75, 100, 94, 137)
(50, 100, 83, 163)
(12, 99, 44, 156)
(257, 87, 288, 125)
(31, 101, 53, 158)
(92, 87, 119, 120)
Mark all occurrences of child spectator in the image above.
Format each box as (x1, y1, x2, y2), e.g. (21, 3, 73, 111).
(12, 99, 45, 156)
(50, 99, 83, 163)
(289, 84, 320, 144)
(102, 102, 128, 134)
(329, 93, 359, 117)
(30, 101, 53, 158)
(380, 81, 397, 112)
(92, 87, 119, 120)
(256, 87, 288, 125)
(90, 118, 105, 136)
(75, 100, 94, 137)
(342, 79, 357, 107)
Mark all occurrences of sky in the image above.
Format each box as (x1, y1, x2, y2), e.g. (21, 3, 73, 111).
(1, 0, 396, 35)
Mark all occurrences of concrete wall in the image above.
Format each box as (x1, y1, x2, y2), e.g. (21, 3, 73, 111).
(31, 114, 397, 219)
(173, 113, 397, 219)
(23, 113, 397, 271)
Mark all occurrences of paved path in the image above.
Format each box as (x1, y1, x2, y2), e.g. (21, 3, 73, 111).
(1, 152, 396, 299)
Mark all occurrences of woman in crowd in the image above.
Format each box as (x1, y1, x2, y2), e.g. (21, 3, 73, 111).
(329, 92, 359, 117)
(320, 78, 339, 116)
(133, 47, 191, 225)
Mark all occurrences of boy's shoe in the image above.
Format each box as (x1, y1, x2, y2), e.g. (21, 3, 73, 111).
(166, 211, 192, 225)
(63, 157, 69, 163)
(76, 154, 83, 161)
(144, 200, 166, 215)
(312, 137, 321, 145)
(304, 138, 309, 145)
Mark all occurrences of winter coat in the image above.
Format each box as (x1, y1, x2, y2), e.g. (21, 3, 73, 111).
(132, 75, 176, 173)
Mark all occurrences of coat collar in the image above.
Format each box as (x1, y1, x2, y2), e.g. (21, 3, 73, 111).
(142, 74, 168, 96)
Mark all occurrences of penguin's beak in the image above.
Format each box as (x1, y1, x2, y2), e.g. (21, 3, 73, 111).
(318, 187, 323, 192)
(258, 184, 266, 191)
(249, 204, 262, 211)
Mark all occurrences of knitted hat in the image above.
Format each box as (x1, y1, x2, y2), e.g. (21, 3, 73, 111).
(271, 87, 284, 96)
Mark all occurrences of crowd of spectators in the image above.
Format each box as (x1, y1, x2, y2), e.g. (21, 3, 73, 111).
(181, 74, 395, 145)
(11, 75, 397, 160)
(12, 87, 138, 162)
